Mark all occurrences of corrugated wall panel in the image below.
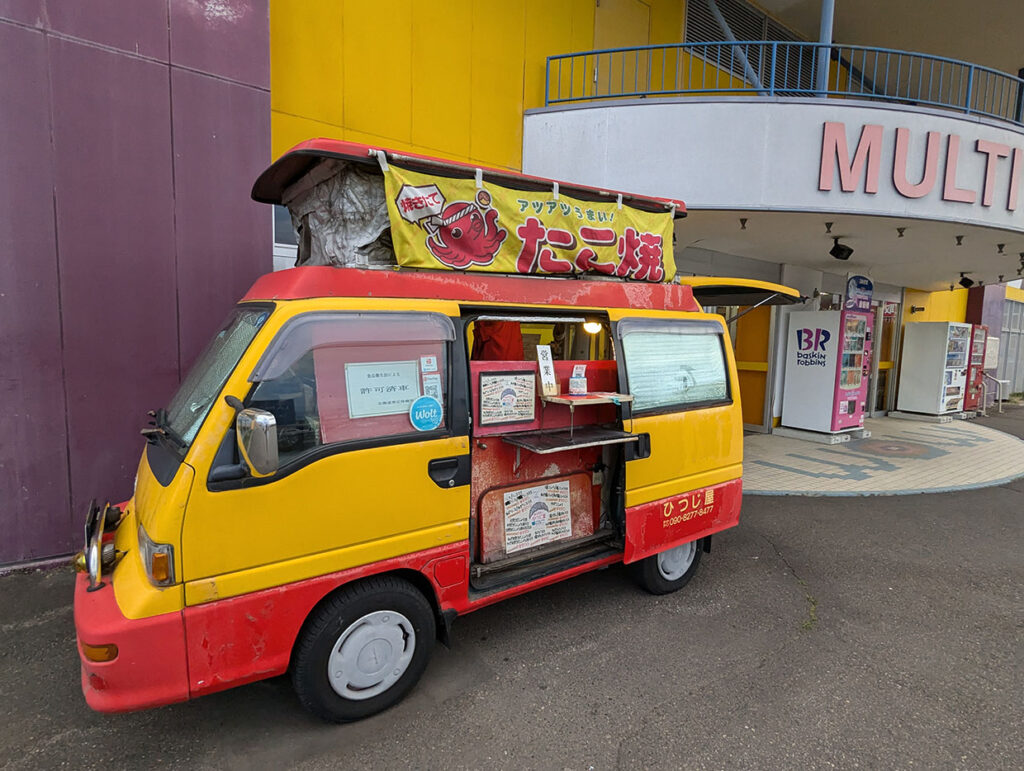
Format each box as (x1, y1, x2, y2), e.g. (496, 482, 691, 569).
(171, 69, 271, 370)
(50, 37, 180, 525)
(0, 24, 72, 562)
(0, 2, 270, 564)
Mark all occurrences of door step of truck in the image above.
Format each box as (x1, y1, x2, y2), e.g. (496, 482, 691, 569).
(469, 535, 619, 595)
(472, 530, 615, 578)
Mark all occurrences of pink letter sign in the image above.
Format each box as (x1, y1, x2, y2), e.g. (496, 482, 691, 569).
(819, 122, 883, 193)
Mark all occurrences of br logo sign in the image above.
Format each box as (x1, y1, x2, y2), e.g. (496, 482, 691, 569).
(796, 328, 830, 366)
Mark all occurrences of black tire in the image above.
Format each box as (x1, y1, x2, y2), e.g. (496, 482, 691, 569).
(291, 576, 435, 723)
(633, 538, 704, 595)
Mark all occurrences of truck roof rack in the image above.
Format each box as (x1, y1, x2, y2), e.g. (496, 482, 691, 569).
(252, 139, 687, 217)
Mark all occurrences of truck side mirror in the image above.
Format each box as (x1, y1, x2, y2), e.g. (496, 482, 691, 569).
(236, 408, 278, 478)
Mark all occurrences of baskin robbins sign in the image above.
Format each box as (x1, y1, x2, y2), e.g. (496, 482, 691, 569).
(382, 164, 676, 281)
(795, 327, 831, 366)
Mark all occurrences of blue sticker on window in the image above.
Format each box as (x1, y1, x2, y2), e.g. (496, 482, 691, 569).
(409, 395, 443, 431)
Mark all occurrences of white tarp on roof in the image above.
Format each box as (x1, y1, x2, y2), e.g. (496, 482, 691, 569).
(282, 159, 395, 268)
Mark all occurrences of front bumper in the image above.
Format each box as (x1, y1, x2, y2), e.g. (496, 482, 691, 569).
(73, 572, 189, 712)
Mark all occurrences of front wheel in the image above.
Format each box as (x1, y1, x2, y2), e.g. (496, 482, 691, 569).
(291, 576, 435, 723)
(633, 538, 704, 595)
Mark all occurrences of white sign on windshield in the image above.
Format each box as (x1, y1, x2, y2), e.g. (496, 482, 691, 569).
(344, 360, 421, 418)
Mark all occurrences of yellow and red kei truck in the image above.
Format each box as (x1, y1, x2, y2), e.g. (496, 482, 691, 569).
(73, 140, 800, 722)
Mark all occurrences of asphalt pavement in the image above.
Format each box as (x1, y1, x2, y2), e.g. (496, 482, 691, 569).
(1, 407, 1021, 769)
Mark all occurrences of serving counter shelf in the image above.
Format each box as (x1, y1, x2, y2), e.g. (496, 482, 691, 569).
(539, 391, 633, 439)
(501, 424, 638, 471)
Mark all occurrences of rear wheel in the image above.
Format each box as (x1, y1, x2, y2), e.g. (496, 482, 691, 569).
(633, 538, 704, 595)
(291, 576, 435, 722)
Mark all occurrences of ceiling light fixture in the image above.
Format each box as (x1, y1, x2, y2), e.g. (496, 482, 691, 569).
(997, 243, 1005, 254)
(896, 227, 906, 238)
(955, 235, 964, 246)
(958, 272, 974, 288)
(829, 237, 853, 261)
(824, 222, 833, 234)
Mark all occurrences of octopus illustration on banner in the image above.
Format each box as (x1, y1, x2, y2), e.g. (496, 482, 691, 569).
(425, 192, 508, 269)
(384, 164, 676, 281)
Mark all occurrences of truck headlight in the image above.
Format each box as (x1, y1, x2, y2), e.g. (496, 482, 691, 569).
(138, 523, 175, 586)
(87, 534, 102, 589)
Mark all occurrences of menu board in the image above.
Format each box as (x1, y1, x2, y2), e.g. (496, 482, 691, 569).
(622, 331, 727, 411)
(479, 371, 536, 425)
(503, 480, 572, 554)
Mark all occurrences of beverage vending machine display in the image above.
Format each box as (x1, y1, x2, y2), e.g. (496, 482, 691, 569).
(896, 321, 972, 415)
(962, 325, 989, 411)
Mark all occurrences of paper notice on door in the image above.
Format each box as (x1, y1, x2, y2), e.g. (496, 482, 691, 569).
(503, 480, 572, 554)
(344, 360, 420, 418)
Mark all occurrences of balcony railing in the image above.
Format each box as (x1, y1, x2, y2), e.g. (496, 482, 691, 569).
(545, 42, 1024, 126)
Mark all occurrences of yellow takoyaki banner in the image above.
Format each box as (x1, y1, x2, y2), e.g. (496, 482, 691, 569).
(383, 165, 676, 282)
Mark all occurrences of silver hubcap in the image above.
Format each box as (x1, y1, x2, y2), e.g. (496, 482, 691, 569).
(327, 610, 416, 700)
(657, 541, 697, 581)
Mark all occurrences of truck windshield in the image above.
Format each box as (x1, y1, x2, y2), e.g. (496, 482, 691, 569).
(163, 306, 270, 450)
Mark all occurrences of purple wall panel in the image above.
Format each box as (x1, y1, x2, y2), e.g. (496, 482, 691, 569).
(0, 0, 43, 26)
(170, 0, 269, 88)
(978, 285, 1005, 335)
(45, 0, 168, 60)
(171, 69, 271, 369)
(966, 284, 1006, 406)
(50, 38, 179, 526)
(0, 24, 72, 562)
(1, 3, 269, 564)
(979, 285, 1006, 407)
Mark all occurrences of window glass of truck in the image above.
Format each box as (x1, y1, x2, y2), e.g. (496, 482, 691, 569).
(165, 307, 270, 447)
(246, 311, 455, 465)
(618, 318, 730, 412)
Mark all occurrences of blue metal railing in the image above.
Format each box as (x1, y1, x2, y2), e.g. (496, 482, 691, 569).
(545, 42, 1024, 126)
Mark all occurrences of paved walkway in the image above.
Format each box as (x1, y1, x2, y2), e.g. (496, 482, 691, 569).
(745, 410, 1024, 496)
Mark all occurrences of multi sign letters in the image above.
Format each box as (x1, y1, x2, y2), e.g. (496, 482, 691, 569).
(819, 121, 1022, 210)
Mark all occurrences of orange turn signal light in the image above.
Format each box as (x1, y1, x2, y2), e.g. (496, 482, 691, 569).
(81, 642, 119, 662)
(150, 552, 171, 583)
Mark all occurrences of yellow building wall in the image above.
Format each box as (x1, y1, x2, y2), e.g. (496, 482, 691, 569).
(271, 0, 684, 169)
(901, 288, 969, 325)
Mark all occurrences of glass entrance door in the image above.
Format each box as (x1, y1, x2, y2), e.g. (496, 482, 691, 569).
(868, 300, 900, 415)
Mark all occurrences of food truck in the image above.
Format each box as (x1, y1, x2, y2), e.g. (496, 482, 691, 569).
(73, 140, 800, 722)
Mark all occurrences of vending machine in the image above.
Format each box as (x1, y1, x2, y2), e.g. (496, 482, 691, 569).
(896, 321, 971, 414)
(962, 324, 989, 411)
(781, 309, 874, 433)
